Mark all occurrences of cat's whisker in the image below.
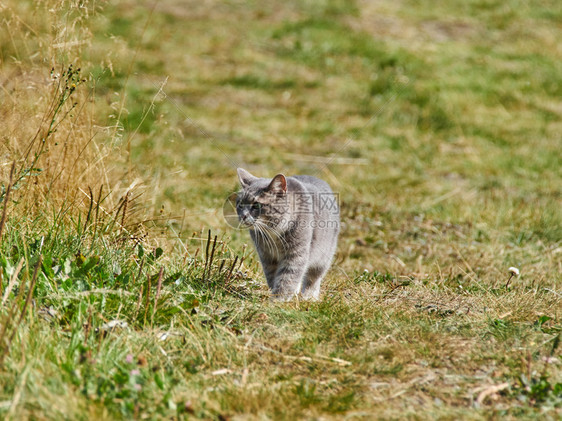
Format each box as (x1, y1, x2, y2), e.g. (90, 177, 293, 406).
(267, 222, 289, 247)
(264, 223, 283, 257)
(257, 220, 280, 257)
(262, 223, 289, 252)
(252, 222, 269, 252)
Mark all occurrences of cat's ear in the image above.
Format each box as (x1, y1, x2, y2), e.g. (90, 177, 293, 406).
(237, 168, 257, 188)
(267, 174, 287, 194)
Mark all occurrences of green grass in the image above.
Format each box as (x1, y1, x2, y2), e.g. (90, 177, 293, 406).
(1, 0, 561, 419)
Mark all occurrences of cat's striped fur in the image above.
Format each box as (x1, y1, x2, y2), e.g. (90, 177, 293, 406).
(236, 168, 339, 301)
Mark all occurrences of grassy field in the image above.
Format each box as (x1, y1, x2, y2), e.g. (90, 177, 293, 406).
(1, 0, 561, 419)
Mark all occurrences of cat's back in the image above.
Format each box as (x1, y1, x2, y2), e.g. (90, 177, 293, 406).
(290, 175, 334, 194)
(290, 175, 339, 222)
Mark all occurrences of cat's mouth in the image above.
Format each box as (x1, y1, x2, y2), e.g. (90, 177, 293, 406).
(238, 214, 255, 228)
(240, 221, 254, 229)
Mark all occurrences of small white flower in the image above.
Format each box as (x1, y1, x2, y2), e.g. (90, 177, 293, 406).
(505, 267, 520, 288)
(508, 267, 520, 276)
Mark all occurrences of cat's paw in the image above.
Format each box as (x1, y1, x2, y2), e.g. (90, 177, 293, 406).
(300, 291, 320, 301)
(270, 290, 298, 302)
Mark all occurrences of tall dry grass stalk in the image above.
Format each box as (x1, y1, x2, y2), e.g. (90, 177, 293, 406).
(1, 0, 140, 234)
(0, 0, 150, 376)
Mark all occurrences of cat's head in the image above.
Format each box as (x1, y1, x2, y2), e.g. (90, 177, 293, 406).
(236, 168, 290, 230)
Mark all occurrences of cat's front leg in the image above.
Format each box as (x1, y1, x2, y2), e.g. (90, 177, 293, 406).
(253, 244, 278, 290)
(271, 256, 308, 301)
(300, 265, 327, 301)
(261, 259, 278, 290)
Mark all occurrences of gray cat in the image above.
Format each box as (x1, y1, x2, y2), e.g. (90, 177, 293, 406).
(235, 168, 339, 301)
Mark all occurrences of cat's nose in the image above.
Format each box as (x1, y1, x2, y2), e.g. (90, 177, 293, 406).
(240, 211, 253, 226)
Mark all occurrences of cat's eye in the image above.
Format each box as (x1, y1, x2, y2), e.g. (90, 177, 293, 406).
(251, 203, 262, 211)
